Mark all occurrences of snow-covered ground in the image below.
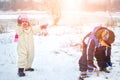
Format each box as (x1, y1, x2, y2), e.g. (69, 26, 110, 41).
(0, 11, 120, 80)
(0, 25, 120, 80)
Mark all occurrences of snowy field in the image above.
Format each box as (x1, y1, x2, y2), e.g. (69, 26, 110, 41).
(0, 12, 120, 80)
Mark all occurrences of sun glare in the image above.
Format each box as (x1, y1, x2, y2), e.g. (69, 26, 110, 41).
(61, 0, 82, 26)
(62, 0, 82, 13)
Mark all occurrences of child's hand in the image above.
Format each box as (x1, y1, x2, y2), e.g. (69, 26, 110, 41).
(14, 33, 18, 42)
(41, 24, 48, 29)
(107, 62, 112, 67)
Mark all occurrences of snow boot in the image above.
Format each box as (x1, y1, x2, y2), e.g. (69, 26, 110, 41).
(100, 68, 110, 73)
(18, 68, 25, 77)
(79, 71, 88, 79)
(25, 68, 34, 71)
(79, 76, 84, 80)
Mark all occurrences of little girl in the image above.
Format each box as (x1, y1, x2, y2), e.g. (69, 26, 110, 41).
(16, 14, 42, 77)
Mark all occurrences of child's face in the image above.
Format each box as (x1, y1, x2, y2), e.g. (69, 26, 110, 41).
(22, 21, 29, 27)
(101, 30, 109, 41)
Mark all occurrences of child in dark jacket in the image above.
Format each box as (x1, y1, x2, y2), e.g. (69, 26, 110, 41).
(78, 26, 115, 79)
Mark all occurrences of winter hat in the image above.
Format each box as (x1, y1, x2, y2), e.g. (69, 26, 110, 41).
(21, 14, 29, 22)
(18, 13, 29, 23)
(100, 29, 115, 45)
(105, 29, 115, 44)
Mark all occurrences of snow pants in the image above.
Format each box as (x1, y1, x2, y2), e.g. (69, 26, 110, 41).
(95, 46, 111, 69)
(17, 27, 34, 69)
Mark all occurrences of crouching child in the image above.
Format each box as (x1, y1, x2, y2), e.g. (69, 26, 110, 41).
(78, 26, 115, 79)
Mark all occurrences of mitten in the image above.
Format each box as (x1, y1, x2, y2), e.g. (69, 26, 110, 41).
(14, 33, 18, 42)
(41, 24, 48, 29)
(107, 62, 112, 67)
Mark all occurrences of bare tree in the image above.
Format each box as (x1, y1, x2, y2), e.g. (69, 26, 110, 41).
(43, 0, 61, 25)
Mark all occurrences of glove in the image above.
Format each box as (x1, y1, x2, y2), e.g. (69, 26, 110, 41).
(88, 65, 94, 72)
(14, 33, 18, 42)
(41, 24, 48, 29)
(107, 62, 112, 67)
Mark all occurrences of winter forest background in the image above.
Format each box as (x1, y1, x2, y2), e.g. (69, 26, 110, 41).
(0, 0, 120, 80)
(0, 0, 120, 11)
(1, 0, 120, 33)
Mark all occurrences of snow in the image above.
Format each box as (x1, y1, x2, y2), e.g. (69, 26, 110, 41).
(0, 14, 120, 80)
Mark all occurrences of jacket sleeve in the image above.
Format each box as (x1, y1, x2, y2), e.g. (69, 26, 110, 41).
(32, 25, 41, 34)
(16, 26, 23, 36)
(86, 39, 96, 61)
(105, 46, 111, 62)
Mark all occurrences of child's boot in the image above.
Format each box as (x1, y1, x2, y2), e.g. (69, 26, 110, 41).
(18, 68, 25, 77)
(100, 67, 110, 73)
(25, 68, 34, 71)
(79, 71, 88, 78)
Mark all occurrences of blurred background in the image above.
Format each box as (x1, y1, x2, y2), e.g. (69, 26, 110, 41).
(0, 0, 120, 33)
(0, 0, 120, 11)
